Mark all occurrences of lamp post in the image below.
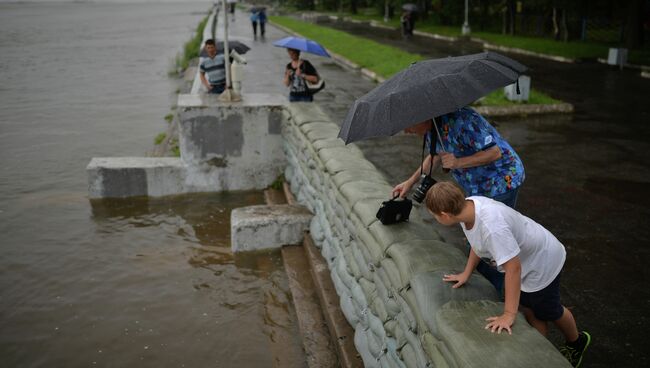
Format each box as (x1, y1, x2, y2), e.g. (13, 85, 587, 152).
(218, 0, 241, 102)
(462, 0, 471, 35)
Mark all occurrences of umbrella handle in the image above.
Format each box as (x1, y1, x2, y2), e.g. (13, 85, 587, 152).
(432, 118, 451, 173)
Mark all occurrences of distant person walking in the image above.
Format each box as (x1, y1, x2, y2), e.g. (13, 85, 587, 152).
(227, 0, 237, 21)
(258, 8, 267, 37)
(199, 39, 226, 94)
(283, 48, 319, 102)
(401, 11, 414, 37)
(250, 9, 259, 38)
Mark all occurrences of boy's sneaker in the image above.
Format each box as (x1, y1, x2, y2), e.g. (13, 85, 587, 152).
(560, 331, 591, 367)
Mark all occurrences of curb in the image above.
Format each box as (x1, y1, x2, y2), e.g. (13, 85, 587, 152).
(642, 71, 650, 79)
(472, 38, 577, 63)
(413, 29, 459, 42)
(596, 57, 650, 72)
(474, 102, 574, 117)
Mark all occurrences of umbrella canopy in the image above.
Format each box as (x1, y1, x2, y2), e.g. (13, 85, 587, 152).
(250, 5, 266, 12)
(273, 36, 330, 58)
(338, 51, 527, 143)
(402, 3, 418, 12)
(200, 40, 250, 57)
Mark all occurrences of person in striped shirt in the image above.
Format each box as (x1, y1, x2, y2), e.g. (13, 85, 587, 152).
(199, 39, 226, 94)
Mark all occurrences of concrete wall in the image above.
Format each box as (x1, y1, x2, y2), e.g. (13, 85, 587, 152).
(282, 103, 572, 368)
(87, 94, 287, 198)
(177, 93, 287, 193)
(87, 158, 186, 198)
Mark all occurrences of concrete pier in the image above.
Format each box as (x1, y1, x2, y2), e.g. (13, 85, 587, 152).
(230, 204, 312, 252)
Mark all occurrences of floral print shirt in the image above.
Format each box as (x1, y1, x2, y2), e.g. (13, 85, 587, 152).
(427, 107, 525, 197)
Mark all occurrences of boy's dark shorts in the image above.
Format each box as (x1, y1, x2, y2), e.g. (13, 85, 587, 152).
(519, 272, 564, 321)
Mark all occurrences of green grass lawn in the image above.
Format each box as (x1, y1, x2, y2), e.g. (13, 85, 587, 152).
(270, 15, 562, 106)
(316, 8, 650, 66)
(176, 14, 209, 70)
(270, 16, 423, 78)
(479, 89, 561, 106)
(472, 32, 609, 60)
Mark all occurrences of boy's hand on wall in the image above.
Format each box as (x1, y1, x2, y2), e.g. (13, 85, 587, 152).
(442, 272, 469, 288)
(485, 313, 516, 335)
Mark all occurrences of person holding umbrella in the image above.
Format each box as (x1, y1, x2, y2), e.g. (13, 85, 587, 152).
(338, 52, 529, 293)
(274, 36, 330, 102)
(283, 48, 319, 102)
(392, 107, 525, 209)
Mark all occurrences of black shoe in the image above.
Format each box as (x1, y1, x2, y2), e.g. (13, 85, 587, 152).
(560, 331, 591, 367)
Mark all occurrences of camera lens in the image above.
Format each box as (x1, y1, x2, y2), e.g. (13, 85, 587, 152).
(411, 175, 436, 203)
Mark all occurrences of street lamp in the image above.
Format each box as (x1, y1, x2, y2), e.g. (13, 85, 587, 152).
(462, 0, 471, 35)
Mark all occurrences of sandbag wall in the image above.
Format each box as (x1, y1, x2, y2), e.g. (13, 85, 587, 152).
(281, 103, 571, 368)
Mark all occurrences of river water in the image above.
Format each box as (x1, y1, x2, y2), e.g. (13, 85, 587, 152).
(0, 2, 305, 367)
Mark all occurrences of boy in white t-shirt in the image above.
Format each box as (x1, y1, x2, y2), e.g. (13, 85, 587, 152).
(425, 181, 590, 367)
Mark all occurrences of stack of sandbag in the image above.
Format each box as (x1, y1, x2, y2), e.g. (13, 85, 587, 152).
(281, 103, 572, 368)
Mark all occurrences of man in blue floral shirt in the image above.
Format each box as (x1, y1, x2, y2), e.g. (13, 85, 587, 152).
(392, 106, 525, 207)
(392, 106, 525, 292)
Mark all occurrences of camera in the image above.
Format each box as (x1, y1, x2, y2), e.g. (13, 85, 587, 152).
(411, 174, 437, 203)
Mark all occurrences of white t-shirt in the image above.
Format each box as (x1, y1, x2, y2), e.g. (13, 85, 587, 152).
(461, 196, 566, 292)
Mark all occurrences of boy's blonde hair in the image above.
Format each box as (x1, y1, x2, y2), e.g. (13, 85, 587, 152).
(425, 181, 466, 215)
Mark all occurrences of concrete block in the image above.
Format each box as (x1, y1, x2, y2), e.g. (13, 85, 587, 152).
(87, 157, 186, 198)
(231, 205, 313, 252)
(504, 75, 531, 102)
(607, 48, 628, 66)
(178, 98, 287, 192)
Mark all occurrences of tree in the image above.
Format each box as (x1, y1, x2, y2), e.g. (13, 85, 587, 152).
(624, 0, 645, 48)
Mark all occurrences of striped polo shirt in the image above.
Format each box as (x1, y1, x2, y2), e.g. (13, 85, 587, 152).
(200, 54, 226, 86)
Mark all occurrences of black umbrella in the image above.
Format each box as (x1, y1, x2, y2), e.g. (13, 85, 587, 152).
(338, 52, 527, 144)
(250, 5, 266, 12)
(402, 3, 418, 12)
(200, 40, 251, 57)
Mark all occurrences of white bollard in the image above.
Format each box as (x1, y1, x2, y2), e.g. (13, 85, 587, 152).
(607, 48, 628, 67)
(504, 75, 531, 102)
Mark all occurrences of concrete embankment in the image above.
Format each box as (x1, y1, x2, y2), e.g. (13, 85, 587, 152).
(281, 102, 572, 368)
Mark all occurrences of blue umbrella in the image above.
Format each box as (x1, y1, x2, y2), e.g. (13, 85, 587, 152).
(272, 36, 330, 57)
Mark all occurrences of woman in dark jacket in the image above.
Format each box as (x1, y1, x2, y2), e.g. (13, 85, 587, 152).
(283, 48, 319, 102)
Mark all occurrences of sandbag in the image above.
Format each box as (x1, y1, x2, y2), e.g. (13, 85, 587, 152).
(355, 327, 380, 368)
(400, 343, 418, 368)
(299, 121, 340, 135)
(340, 290, 360, 327)
(379, 258, 403, 292)
(386, 240, 467, 290)
(436, 300, 572, 368)
(325, 158, 377, 175)
(420, 332, 458, 368)
(312, 137, 346, 151)
(402, 329, 431, 368)
(286, 103, 333, 126)
(339, 182, 394, 215)
(368, 221, 441, 258)
(411, 270, 498, 336)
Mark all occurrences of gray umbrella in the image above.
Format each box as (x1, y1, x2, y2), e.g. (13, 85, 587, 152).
(338, 51, 527, 143)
